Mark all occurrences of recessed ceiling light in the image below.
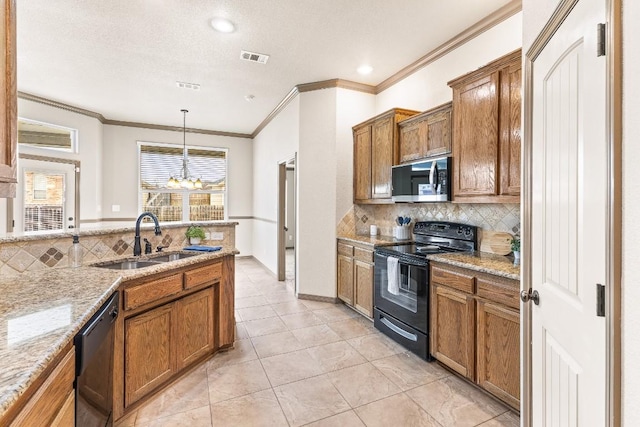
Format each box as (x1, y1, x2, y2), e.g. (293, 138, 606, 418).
(210, 17, 236, 33)
(244, 94, 255, 102)
(357, 65, 373, 75)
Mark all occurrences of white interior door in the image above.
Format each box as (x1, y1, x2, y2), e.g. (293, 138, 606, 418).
(531, 0, 607, 425)
(14, 158, 76, 233)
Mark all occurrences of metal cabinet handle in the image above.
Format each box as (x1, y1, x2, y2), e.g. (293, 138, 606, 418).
(520, 289, 540, 305)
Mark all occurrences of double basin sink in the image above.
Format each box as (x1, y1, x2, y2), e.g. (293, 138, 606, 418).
(95, 252, 199, 270)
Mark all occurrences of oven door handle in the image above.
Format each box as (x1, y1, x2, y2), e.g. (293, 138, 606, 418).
(380, 315, 418, 342)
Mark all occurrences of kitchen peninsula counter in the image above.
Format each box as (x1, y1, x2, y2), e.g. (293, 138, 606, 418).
(0, 248, 237, 422)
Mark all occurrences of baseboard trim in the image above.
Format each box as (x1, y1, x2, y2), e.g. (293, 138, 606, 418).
(297, 293, 339, 304)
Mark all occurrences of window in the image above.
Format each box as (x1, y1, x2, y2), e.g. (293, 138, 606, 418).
(18, 118, 77, 152)
(139, 143, 227, 222)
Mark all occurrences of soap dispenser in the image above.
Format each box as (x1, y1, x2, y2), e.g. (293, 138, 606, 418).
(68, 234, 83, 268)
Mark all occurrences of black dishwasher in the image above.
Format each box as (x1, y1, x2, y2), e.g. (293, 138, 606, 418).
(74, 291, 119, 427)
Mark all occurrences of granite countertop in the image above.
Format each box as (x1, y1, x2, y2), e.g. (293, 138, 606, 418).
(0, 248, 238, 420)
(427, 251, 520, 280)
(337, 232, 412, 247)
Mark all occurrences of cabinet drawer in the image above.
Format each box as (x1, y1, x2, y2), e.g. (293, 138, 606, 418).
(477, 277, 520, 310)
(184, 262, 222, 290)
(431, 265, 475, 293)
(11, 349, 75, 427)
(353, 247, 373, 263)
(124, 273, 183, 310)
(337, 243, 354, 257)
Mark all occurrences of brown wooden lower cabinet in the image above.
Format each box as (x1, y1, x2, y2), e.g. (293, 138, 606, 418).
(430, 283, 475, 379)
(114, 257, 234, 421)
(336, 239, 373, 318)
(177, 288, 215, 369)
(9, 348, 75, 427)
(430, 262, 520, 410)
(124, 303, 175, 407)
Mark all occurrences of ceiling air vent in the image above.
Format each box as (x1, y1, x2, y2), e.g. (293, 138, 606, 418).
(176, 81, 201, 91)
(240, 50, 269, 64)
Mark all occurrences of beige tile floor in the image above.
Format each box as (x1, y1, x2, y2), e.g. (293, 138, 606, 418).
(115, 256, 520, 427)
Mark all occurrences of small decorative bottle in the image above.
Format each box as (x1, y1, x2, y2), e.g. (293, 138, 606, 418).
(68, 234, 83, 268)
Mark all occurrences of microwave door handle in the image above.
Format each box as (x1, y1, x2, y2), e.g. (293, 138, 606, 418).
(429, 163, 438, 194)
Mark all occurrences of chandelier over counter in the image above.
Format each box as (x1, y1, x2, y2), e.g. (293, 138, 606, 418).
(167, 109, 203, 190)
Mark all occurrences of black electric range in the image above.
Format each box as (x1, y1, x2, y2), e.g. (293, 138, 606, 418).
(372, 221, 477, 360)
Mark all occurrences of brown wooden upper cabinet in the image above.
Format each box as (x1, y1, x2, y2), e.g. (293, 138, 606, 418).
(0, 0, 17, 198)
(448, 49, 521, 203)
(353, 108, 419, 203)
(398, 102, 452, 163)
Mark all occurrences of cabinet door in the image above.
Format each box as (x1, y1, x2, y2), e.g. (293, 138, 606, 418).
(476, 299, 520, 409)
(425, 109, 452, 157)
(337, 254, 354, 305)
(177, 288, 215, 369)
(353, 125, 372, 201)
(125, 304, 175, 407)
(452, 72, 500, 198)
(0, 0, 17, 198)
(50, 392, 74, 427)
(354, 260, 373, 318)
(371, 117, 395, 199)
(499, 60, 522, 196)
(399, 119, 425, 163)
(430, 283, 475, 379)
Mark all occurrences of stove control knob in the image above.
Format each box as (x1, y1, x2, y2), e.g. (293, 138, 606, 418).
(464, 228, 472, 236)
(457, 226, 463, 235)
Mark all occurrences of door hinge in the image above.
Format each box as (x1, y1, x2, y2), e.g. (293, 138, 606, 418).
(596, 284, 606, 317)
(597, 23, 606, 57)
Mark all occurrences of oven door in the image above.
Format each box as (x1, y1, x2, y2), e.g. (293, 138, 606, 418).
(374, 253, 428, 333)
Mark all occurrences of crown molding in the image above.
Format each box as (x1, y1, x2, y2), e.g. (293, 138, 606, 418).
(375, 0, 522, 94)
(18, 91, 252, 139)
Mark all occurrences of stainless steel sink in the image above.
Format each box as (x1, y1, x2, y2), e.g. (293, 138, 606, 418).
(149, 252, 199, 262)
(96, 260, 161, 270)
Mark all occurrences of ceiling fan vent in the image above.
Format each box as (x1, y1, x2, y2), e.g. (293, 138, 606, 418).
(240, 50, 269, 64)
(176, 81, 200, 91)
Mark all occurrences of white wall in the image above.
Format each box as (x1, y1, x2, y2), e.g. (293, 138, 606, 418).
(622, 0, 640, 423)
(252, 96, 300, 272)
(376, 13, 523, 114)
(102, 124, 253, 255)
(17, 99, 104, 221)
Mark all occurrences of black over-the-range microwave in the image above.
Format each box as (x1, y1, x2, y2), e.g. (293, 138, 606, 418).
(391, 156, 451, 202)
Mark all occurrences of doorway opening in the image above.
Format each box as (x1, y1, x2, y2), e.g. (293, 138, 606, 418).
(278, 155, 296, 293)
(6, 154, 80, 233)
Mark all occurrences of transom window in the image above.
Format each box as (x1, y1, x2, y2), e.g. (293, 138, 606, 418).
(18, 118, 77, 152)
(138, 142, 227, 222)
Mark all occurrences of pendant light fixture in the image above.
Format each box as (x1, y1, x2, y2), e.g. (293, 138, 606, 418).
(167, 109, 203, 190)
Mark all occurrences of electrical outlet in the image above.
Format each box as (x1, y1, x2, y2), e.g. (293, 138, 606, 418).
(289, 235, 293, 241)
(210, 232, 224, 241)
(111, 205, 120, 212)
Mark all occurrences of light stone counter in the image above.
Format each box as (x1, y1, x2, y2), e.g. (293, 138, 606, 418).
(337, 232, 412, 247)
(427, 251, 520, 280)
(0, 248, 237, 420)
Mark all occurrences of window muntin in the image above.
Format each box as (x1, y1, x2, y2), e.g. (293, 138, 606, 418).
(138, 143, 227, 222)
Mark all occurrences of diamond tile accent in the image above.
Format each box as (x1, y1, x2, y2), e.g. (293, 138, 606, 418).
(39, 247, 65, 267)
(161, 235, 173, 246)
(112, 239, 129, 255)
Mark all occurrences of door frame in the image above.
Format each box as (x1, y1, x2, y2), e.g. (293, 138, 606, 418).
(521, 0, 622, 425)
(277, 154, 296, 283)
(8, 153, 81, 232)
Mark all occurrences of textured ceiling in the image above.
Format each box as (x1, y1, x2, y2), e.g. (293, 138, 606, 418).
(17, 0, 513, 135)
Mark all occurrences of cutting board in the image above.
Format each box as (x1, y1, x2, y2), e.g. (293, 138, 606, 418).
(480, 231, 514, 255)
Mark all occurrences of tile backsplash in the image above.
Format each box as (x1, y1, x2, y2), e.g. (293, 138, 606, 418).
(338, 203, 520, 237)
(0, 223, 236, 277)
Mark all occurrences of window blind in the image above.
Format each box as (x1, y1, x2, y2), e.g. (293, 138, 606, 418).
(140, 145, 226, 190)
